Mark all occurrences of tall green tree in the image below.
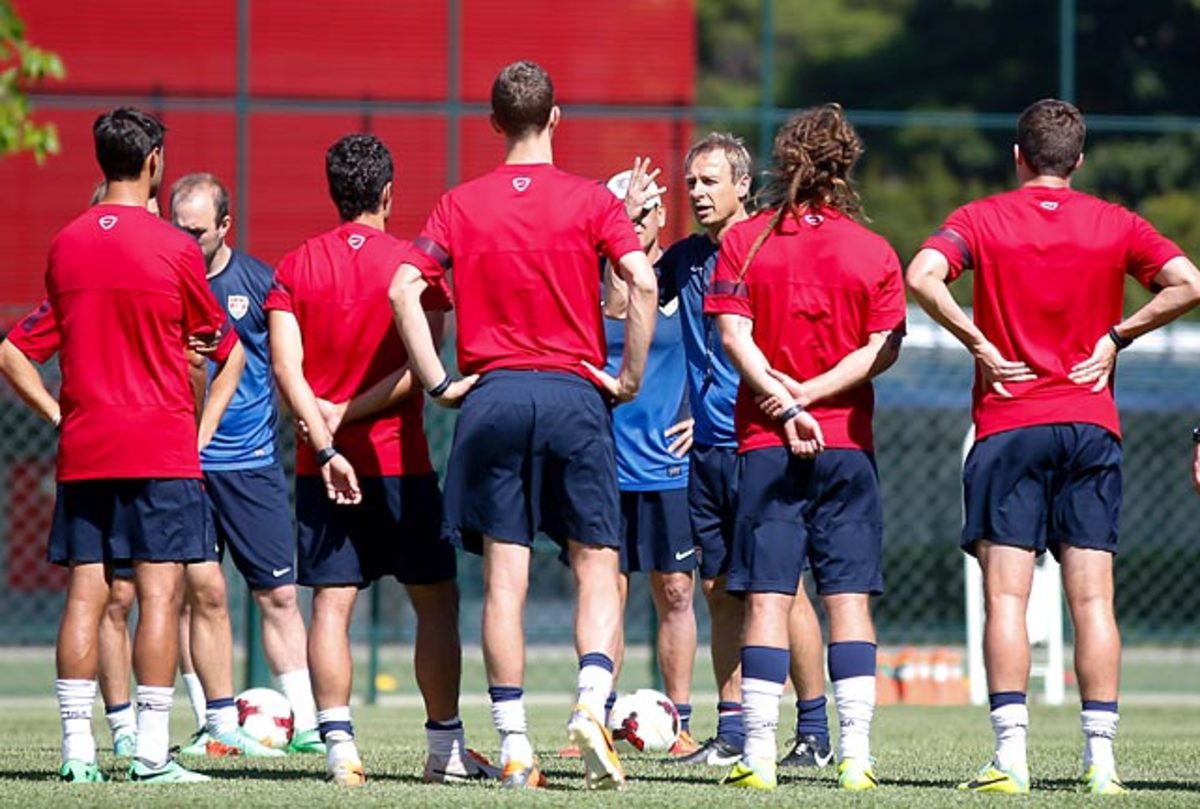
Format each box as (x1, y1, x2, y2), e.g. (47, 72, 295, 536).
(1, 0, 64, 162)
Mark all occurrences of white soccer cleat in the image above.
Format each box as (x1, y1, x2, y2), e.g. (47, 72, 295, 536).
(423, 748, 501, 783)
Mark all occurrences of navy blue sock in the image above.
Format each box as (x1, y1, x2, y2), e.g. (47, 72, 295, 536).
(579, 651, 614, 672)
(716, 700, 746, 749)
(1082, 700, 1118, 713)
(827, 641, 877, 682)
(424, 717, 463, 731)
(795, 696, 829, 743)
(989, 691, 1027, 711)
(675, 702, 692, 733)
(105, 701, 132, 715)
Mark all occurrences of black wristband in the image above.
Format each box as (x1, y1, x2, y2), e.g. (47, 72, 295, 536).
(1107, 325, 1133, 351)
(427, 374, 452, 398)
(314, 446, 340, 467)
(778, 404, 805, 423)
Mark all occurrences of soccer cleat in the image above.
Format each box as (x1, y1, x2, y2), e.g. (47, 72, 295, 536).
(1083, 764, 1128, 795)
(128, 757, 211, 783)
(58, 759, 106, 783)
(499, 759, 547, 789)
(778, 734, 833, 768)
(325, 758, 367, 786)
(204, 727, 287, 758)
(668, 735, 742, 766)
(837, 757, 879, 791)
(423, 748, 501, 783)
(112, 732, 137, 758)
(720, 757, 777, 790)
(958, 760, 1030, 794)
(178, 728, 212, 756)
(286, 728, 326, 755)
(667, 729, 700, 758)
(567, 704, 625, 790)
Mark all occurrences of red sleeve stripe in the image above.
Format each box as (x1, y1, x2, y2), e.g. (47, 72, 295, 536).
(413, 237, 452, 270)
(933, 227, 973, 270)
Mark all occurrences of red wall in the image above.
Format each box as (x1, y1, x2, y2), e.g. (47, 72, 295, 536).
(0, 1, 695, 328)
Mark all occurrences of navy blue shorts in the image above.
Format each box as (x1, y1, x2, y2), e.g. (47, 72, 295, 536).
(296, 474, 454, 588)
(619, 488, 697, 574)
(204, 465, 295, 590)
(688, 443, 740, 579)
(442, 370, 620, 554)
(962, 423, 1122, 558)
(728, 448, 883, 597)
(48, 479, 209, 567)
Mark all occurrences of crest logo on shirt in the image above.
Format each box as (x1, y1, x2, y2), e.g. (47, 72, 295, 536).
(227, 294, 249, 320)
(98, 215, 118, 231)
(803, 213, 824, 226)
(1039, 200, 1059, 211)
(347, 233, 366, 250)
(512, 177, 531, 193)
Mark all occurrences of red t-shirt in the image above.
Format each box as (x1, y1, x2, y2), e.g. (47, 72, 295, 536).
(399, 163, 643, 382)
(13, 204, 236, 481)
(921, 186, 1183, 440)
(705, 209, 906, 453)
(265, 222, 442, 477)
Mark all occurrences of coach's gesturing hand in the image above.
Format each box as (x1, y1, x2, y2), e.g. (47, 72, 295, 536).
(1068, 333, 1118, 392)
(972, 340, 1036, 398)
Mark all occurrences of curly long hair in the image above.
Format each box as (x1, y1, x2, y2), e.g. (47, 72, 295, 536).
(738, 103, 864, 279)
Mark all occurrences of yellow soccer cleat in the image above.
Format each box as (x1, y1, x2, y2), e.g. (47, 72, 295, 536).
(958, 760, 1030, 794)
(499, 759, 547, 789)
(720, 757, 777, 790)
(325, 758, 367, 787)
(1083, 764, 1128, 795)
(567, 705, 625, 790)
(838, 757, 879, 791)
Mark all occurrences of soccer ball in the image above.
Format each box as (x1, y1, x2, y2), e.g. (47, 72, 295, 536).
(608, 689, 680, 753)
(235, 687, 294, 749)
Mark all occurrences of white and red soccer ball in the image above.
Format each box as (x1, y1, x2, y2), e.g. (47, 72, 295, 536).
(609, 688, 681, 753)
(236, 687, 294, 749)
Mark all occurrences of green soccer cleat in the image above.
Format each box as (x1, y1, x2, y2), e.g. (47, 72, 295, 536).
(58, 759, 106, 783)
(205, 727, 287, 758)
(286, 728, 326, 755)
(720, 757, 777, 790)
(129, 758, 211, 783)
(113, 732, 137, 758)
(178, 728, 212, 756)
(958, 760, 1030, 794)
(1083, 764, 1128, 795)
(838, 757, 879, 791)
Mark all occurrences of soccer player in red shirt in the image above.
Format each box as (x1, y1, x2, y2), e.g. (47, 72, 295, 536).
(907, 99, 1200, 795)
(706, 104, 905, 792)
(267, 134, 491, 786)
(0, 107, 245, 783)
(389, 61, 657, 790)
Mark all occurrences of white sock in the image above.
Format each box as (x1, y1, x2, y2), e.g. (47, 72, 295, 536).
(205, 699, 239, 737)
(56, 678, 97, 764)
(576, 662, 614, 721)
(105, 703, 136, 741)
(278, 668, 318, 733)
(426, 717, 465, 761)
(491, 698, 532, 765)
(1081, 709, 1119, 771)
(182, 672, 206, 730)
(833, 675, 876, 762)
(990, 703, 1029, 771)
(135, 685, 174, 768)
(317, 706, 359, 768)
(741, 677, 785, 764)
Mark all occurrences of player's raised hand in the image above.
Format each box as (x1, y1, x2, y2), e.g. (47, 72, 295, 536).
(322, 453, 361, 505)
(581, 360, 638, 404)
(783, 408, 824, 458)
(665, 417, 694, 457)
(431, 374, 479, 409)
(972, 340, 1036, 398)
(624, 156, 666, 220)
(1068, 333, 1118, 392)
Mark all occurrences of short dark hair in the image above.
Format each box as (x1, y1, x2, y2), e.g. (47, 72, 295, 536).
(93, 107, 165, 182)
(325, 134, 394, 222)
(170, 172, 230, 224)
(491, 61, 555, 138)
(1016, 99, 1085, 178)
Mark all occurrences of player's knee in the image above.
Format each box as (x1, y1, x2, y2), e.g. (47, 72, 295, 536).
(408, 580, 460, 623)
(189, 580, 229, 616)
(659, 575, 694, 614)
(256, 584, 298, 614)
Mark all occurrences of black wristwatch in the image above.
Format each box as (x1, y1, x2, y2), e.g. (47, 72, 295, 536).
(1192, 426, 1200, 444)
(314, 446, 341, 467)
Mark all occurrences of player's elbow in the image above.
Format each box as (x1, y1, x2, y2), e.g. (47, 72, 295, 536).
(387, 266, 420, 316)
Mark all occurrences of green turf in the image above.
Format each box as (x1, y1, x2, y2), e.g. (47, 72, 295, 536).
(2, 702, 1199, 807)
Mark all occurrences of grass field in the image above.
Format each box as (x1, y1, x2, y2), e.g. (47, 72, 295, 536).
(2, 701, 1199, 807)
